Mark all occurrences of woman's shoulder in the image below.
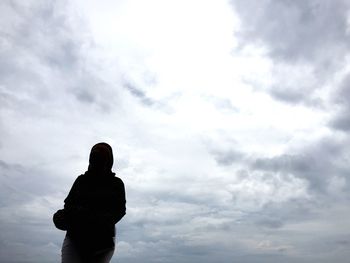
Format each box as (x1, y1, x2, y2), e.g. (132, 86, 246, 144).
(75, 173, 87, 181)
(72, 173, 91, 185)
(111, 174, 124, 185)
(109, 175, 125, 191)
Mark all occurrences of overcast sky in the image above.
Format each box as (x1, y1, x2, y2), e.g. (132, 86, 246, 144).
(1, 0, 350, 262)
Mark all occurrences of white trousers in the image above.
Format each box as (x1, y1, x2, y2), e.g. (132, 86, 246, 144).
(61, 235, 115, 263)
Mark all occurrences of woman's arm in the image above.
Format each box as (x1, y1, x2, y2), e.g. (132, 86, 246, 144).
(90, 178, 126, 226)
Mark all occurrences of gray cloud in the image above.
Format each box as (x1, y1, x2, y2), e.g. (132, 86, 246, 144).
(122, 79, 178, 114)
(0, 0, 120, 117)
(330, 112, 350, 131)
(268, 80, 323, 106)
(0, 158, 64, 262)
(211, 149, 244, 166)
(203, 133, 244, 166)
(248, 198, 319, 229)
(249, 137, 349, 195)
(232, 0, 350, 65)
(0, 159, 60, 199)
(206, 132, 350, 234)
(123, 81, 155, 106)
(329, 73, 350, 131)
(232, 0, 350, 105)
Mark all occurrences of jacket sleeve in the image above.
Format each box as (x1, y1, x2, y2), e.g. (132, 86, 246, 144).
(63, 176, 85, 229)
(64, 176, 82, 210)
(111, 177, 126, 224)
(63, 175, 99, 230)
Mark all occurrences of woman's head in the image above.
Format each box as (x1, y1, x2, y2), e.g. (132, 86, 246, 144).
(88, 142, 114, 173)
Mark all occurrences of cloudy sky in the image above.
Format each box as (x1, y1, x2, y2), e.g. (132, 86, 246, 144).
(1, 0, 350, 262)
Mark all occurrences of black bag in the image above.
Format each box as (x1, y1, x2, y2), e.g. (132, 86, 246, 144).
(53, 209, 68, 231)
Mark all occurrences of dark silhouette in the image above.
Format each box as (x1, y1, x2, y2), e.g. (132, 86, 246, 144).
(53, 143, 126, 263)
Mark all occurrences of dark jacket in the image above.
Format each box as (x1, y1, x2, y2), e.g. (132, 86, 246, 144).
(64, 171, 126, 253)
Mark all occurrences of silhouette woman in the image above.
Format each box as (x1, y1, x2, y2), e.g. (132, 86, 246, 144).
(53, 143, 126, 263)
